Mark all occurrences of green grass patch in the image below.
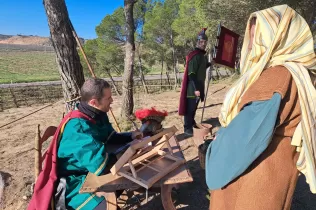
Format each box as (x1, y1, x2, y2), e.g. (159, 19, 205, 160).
(0, 51, 60, 83)
(0, 51, 185, 84)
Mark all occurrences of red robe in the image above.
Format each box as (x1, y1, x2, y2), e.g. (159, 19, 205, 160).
(28, 110, 95, 210)
(178, 50, 204, 116)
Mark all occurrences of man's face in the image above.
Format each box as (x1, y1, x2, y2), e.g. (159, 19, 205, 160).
(197, 39, 207, 50)
(89, 88, 113, 112)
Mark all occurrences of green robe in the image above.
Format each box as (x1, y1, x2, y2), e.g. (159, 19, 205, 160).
(57, 114, 118, 210)
(187, 50, 208, 99)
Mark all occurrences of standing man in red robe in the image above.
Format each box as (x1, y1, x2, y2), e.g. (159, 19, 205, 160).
(179, 28, 210, 136)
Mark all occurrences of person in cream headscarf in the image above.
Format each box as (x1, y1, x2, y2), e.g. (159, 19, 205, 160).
(205, 5, 316, 210)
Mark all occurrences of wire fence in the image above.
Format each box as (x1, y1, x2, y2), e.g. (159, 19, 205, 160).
(0, 78, 180, 111)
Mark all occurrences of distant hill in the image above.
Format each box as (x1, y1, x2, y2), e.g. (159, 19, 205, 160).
(0, 34, 13, 41)
(0, 35, 52, 46)
(0, 34, 85, 46)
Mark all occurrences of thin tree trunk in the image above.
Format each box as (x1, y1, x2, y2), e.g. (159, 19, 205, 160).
(176, 57, 180, 85)
(121, 0, 136, 119)
(137, 43, 148, 94)
(166, 71, 171, 89)
(43, 0, 84, 111)
(170, 31, 178, 90)
(106, 68, 120, 96)
(139, 58, 148, 94)
(160, 57, 164, 91)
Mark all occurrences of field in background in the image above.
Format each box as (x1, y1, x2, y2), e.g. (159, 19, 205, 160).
(0, 49, 182, 84)
(0, 51, 60, 83)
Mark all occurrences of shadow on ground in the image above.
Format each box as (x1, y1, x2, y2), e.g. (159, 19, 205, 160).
(291, 175, 316, 210)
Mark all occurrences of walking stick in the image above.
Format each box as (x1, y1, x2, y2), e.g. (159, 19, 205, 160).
(69, 21, 96, 78)
(201, 53, 213, 123)
(109, 108, 121, 132)
(69, 20, 121, 132)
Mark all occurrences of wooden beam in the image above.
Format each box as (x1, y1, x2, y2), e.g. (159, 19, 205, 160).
(128, 159, 137, 178)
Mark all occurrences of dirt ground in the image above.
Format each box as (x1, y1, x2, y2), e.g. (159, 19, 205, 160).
(1, 79, 316, 210)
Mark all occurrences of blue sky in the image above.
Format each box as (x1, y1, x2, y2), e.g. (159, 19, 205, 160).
(0, 0, 124, 39)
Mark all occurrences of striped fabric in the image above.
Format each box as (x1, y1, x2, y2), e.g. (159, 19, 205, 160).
(219, 5, 316, 193)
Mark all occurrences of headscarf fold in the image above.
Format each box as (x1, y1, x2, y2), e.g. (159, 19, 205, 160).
(219, 5, 316, 193)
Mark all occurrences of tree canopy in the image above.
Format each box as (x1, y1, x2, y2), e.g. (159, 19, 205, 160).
(82, 0, 316, 77)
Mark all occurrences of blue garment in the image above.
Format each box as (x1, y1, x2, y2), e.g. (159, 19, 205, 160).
(205, 93, 282, 190)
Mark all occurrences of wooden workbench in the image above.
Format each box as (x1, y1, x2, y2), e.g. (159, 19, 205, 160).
(80, 135, 193, 209)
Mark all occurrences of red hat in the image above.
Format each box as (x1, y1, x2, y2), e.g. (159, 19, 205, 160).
(135, 107, 168, 123)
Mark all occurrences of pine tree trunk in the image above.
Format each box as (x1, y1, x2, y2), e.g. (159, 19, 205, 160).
(121, 0, 136, 119)
(43, 0, 84, 111)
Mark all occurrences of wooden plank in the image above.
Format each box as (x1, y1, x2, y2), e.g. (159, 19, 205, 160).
(130, 126, 177, 150)
(130, 145, 154, 160)
(138, 161, 162, 172)
(165, 141, 173, 154)
(132, 155, 165, 173)
(128, 160, 137, 178)
(79, 136, 193, 193)
(146, 159, 185, 188)
(144, 155, 165, 164)
(130, 149, 157, 165)
(110, 127, 177, 175)
(152, 132, 174, 152)
(157, 150, 182, 162)
(121, 150, 161, 172)
(118, 150, 185, 189)
(118, 171, 150, 189)
(110, 147, 135, 175)
(118, 150, 158, 174)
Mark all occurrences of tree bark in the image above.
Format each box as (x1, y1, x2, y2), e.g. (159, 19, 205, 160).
(43, 0, 84, 111)
(121, 0, 136, 119)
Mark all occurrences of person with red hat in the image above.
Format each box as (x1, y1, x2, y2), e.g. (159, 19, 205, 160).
(179, 28, 210, 136)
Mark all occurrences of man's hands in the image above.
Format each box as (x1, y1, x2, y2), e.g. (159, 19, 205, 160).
(194, 90, 200, 97)
(131, 130, 143, 140)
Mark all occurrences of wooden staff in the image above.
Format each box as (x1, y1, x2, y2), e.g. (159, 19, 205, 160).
(201, 53, 213, 123)
(109, 108, 121, 132)
(69, 20, 121, 132)
(69, 21, 96, 78)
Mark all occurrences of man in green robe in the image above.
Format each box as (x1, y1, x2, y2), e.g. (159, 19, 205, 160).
(57, 78, 142, 209)
(181, 28, 210, 136)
